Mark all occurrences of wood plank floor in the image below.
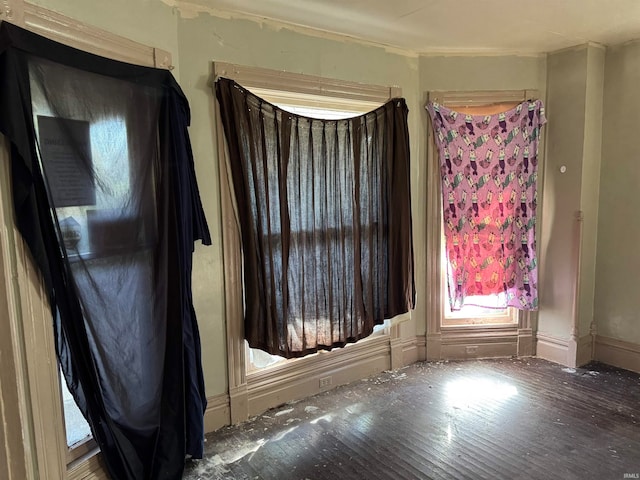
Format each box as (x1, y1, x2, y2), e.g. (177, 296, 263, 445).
(183, 358, 640, 480)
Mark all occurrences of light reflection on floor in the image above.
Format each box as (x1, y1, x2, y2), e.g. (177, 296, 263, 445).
(444, 376, 518, 409)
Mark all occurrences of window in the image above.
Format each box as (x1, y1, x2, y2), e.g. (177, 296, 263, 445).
(426, 90, 542, 361)
(31, 90, 133, 458)
(60, 370, 92, 447)
(215, 62, 406, 421)
(0, 4, 174, 479)
(441, 229, 517, 327)
(431, 99, 523, 327)
(242, 89, 388, 371)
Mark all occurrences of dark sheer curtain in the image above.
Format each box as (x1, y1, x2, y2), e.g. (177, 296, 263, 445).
(216, 78, 414, 358)
(0, 23, 210, 480)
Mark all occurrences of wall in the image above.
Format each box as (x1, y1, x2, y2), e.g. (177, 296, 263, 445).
(539, 47, 587, 341)
(538, 45, 604, 366)
(596, 40, 640, 347)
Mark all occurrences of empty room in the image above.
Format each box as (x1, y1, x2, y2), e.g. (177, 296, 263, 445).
(0, 1, 638, 479)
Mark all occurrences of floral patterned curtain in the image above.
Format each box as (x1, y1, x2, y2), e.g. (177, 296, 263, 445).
(427, 100, 546, 311)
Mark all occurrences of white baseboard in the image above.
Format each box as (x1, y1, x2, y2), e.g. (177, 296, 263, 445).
(410, 334, 426, 362)
(535, 332, 570, 366)
(595, 335, 640, 373)
(576, 334, 593, 367)
(400, 334, 425, 365)
(204, 393, 231, 434)
(435, 327, 519, 360)
(246, 335, 391, 417)
(426, 333, 442, 361)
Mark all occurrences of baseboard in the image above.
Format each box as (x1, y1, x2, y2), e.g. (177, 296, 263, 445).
(410, 334, 426, 362)
(400, 334, 425, 365)
(576, 334, 593, 367)
(246, 334, 391, 416)
(438, 326, 518, 360)
(426, 333, 442, 361)
(204, 393, 231, 434)
(535, 332, 570, 366)
(595, 335, 640, 373)
(517, 328, 534, 357)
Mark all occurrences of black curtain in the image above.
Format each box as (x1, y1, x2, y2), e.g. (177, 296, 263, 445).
(0, 23, 210, 480)
(216, 78, 414, 358)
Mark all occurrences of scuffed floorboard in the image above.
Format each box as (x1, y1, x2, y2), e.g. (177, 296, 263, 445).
(183, 358, 640, 480)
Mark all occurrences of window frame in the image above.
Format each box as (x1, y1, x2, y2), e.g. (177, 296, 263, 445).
(426, 90, 543, 360)
(214, 62, 406, 422)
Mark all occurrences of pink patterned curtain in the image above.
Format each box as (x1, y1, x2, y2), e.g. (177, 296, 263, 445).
(427, 100, 546, 311)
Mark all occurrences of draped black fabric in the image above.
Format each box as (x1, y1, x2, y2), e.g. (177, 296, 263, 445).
(0, 22, 211, 480)
(216, 78, 414, 358)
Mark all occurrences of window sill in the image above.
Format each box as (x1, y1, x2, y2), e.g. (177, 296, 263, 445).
(67, 436, 97, 465)
(441, 323, 519, 334)
(67, 446, 105, 480)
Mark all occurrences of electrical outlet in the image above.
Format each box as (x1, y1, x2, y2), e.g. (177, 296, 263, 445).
(319, 376, 332, 388)
(465, 345, 478, 355)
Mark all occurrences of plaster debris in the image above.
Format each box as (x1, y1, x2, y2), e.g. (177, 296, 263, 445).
(274, 408, 294, 417)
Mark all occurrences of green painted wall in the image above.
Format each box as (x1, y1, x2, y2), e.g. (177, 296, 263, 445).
(596, 40, 640, 344)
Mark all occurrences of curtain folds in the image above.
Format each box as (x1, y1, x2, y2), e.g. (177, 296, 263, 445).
(216, 78, 415, 358)
(0, 22, 210, 480)
(427, 100, 546, 311)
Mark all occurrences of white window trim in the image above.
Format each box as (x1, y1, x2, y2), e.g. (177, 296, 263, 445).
(0, 2, 172, 479)
(426, 90, 544, 361)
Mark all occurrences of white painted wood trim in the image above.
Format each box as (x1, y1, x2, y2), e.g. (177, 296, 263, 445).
(426, 333, 442, 361)
(214, 62, 393, 103)
(67, 452, 109, 480)
(535, 332, 570, 366)
(567, 211, 584, 368)
(1, 0, 24, 24)
(576, 333, 593, 367)
(594, 335, 640, 373)
(0, 135, 36, 480)
(0, 135, 67, 479)
(213, 66, 248, 424)
(441, 325, 519, 360)
(429, 90, 532, 107)
(400, 334, 424, 365)
(204, 394, 231, 434)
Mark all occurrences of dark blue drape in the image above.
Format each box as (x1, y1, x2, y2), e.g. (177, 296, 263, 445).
(0, 22, 210, 480)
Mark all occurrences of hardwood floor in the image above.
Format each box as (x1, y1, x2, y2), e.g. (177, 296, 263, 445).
(184, 358, 640, 479)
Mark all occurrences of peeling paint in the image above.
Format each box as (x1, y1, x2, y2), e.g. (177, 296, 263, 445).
(160, 0, 419, 57)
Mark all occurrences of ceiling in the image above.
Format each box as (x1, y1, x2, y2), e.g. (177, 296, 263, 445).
(182, 0, 640, 54)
